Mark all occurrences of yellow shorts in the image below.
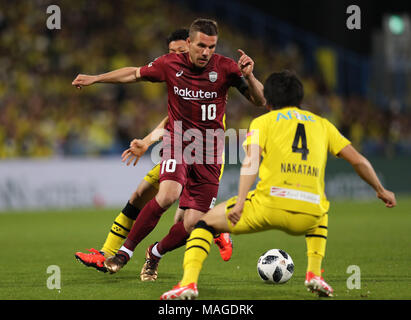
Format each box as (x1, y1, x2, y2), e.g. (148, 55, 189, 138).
(143, 162, 225, 190)
(143, 162, 161, 190)
(225, 190, 325, 236)
(219, 162, 225, 180)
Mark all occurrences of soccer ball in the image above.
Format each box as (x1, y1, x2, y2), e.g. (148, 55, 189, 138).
(257, 249, 294, 284)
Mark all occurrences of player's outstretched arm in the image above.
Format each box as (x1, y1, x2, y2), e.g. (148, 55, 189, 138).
(121, 116, 169, 166)
(338, 144, 396, 208)
(237, 49, 266, 107)
(228, 144, 261, 226)
(145, 116, 169, 144)
(72, 67, 142, 89)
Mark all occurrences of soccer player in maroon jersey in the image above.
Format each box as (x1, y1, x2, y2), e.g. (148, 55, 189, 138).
(72, 18, 266, 276)
(73, 28, 234, 278)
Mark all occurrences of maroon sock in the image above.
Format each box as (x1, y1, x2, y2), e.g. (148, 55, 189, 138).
(157, 220, 189, 255)
(123, 198, 165, 251)
(117, 250, 130, 262)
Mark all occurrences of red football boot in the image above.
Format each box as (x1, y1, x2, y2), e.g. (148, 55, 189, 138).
(304, 271, 334, 297)
(214, 233, 233, 261)
(75, 248, 107, 273)
(160, 282, 198, 300)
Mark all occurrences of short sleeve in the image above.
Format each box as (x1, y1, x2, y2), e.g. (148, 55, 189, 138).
(139, 54, 167, 82)
(225, 58, 246, 89)
(323, 119, 351, 156)
(242, 116, 267, 151)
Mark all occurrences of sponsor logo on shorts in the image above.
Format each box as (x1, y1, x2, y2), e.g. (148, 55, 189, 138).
(209, 197, 217, 208)
(270, 186, 320, 204)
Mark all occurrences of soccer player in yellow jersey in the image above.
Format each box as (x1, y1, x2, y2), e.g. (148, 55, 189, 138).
(74, 29, 233, 277)
(161, 70, 396, 300)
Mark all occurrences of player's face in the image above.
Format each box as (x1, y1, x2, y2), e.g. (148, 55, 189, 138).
(168, 40, 189, 54)
(187, 32, 217, 68)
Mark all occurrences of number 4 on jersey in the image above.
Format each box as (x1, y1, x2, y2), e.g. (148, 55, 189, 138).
(292, 123, 309, 160)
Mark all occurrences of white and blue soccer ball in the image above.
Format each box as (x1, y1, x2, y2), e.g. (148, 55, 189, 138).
(257, 249, 294, 284)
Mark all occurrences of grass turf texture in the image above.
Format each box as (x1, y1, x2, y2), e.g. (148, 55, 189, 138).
(1, 197, 410, 300)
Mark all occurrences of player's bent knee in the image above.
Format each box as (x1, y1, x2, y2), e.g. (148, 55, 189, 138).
(129, 189, 143, 203)
(174, 208, 185, 224)
(129, 191, 144, 209)
(183, 210, 204, 233)
(156, 181, 182, 208)
(129, 184, 157, 209)
(201, 209, 230, 234)
(194, 220, 216, 236)
(155, 191, 180, 208)
(202, 202, 230, 232)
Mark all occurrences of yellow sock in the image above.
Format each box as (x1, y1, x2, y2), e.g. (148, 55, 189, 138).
(101, 212, 134, 256)
(307, 253, 323, 276)
(306, 214, 328, 276)
(180, 226, 213, 286)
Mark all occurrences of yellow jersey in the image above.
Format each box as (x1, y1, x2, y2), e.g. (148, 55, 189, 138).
(244, 107, 351, 216)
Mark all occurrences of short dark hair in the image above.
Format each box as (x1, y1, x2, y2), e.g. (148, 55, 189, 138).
(264, 71, 304, 109)
(166, 28, 189, 46)
(189, 18, 218, 39)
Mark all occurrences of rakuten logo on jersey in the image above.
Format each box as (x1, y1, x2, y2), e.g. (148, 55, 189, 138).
(174, 86, 217, 100)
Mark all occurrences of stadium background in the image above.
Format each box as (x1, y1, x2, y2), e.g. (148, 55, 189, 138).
(0, 0, 410, 301)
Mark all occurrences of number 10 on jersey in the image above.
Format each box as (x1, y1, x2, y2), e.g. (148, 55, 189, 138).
(201, 104, 216, 121)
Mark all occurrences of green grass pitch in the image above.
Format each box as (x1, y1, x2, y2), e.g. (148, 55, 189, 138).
(1, 197, 410, 300)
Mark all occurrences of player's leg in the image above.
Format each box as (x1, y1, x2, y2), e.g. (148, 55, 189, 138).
(74, 165, 160, 271)
(140, 218, 189, 281)
(139, 206, 186, 281)
(182, 163, 233, 261)
(74, 181, 155, 271)
(270, 208, 332, 296)
(305, 213, 328, 277)
(160, 201, 230, 300)
(123, 179, 183, 250)
(210, 161, 234, 261)
(174, 206, 185, 224)
(151, 175, 221, 261)
(140, 181, 209, 281)
(142, 169, 222, 281)
(141, 205, 232, 281)
(161, 193, 327, 299)
(104, 159, 188, 273)
(163, 192, 266, 299)
(183, 208, 233, 261)
(260, 207, 332, 296)
(104, 179, 183, 273)
(142, 208, 210, 282)
(100, 180, 158, 257)
(304, 213, 333, 297)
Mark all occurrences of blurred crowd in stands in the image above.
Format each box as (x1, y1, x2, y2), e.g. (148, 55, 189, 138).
(1, 0, 410, 159)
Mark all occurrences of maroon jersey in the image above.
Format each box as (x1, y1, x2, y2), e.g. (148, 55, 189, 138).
(140, 52, 244, 164)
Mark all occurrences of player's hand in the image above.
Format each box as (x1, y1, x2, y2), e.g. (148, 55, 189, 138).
(237, 49, 254, 79)
(130, 138, 149, 155)
(72, 74, 98, 89)
(121, 148, 140, 166)
(228, 202, 244, 227)
(376, 189, 397, 208)
(121, 139, 149, 166)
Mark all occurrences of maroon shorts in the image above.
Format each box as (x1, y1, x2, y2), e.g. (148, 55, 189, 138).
(159, 159, 221, 213)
